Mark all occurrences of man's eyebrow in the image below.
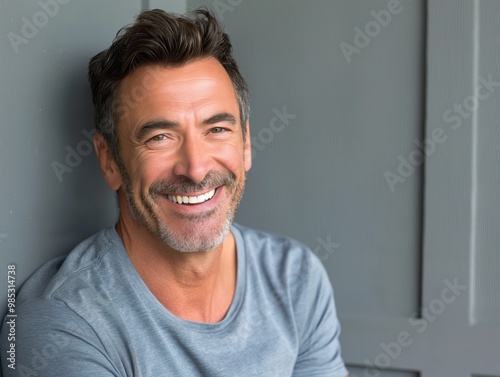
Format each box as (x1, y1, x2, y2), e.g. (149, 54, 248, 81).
(202, 113, 237, 126)
(136, 114, 236, 139)
(136, 120, 179, 140)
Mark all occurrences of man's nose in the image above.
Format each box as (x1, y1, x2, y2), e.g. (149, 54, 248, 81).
(172, 136, 214, 184)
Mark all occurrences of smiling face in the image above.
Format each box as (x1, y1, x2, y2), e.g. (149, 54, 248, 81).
(99, 58, 251, 252)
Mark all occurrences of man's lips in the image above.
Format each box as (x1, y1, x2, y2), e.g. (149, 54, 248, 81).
(164, 188, 217, 205)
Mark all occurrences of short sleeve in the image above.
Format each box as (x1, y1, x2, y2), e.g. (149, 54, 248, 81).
(1, 298, 121, 377)
(291, 253, 349, 377)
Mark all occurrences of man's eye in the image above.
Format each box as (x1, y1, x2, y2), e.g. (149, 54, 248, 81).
(150, 134, 167, 141)
(210, 127, 225, 134)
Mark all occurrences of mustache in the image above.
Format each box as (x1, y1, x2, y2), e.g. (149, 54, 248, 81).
(149, 170, 237, 195)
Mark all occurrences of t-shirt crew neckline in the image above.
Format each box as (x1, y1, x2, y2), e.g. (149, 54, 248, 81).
(107, 225, 246, 333)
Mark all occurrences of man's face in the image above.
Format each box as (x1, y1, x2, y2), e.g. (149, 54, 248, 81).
(112, 58, 251, 252)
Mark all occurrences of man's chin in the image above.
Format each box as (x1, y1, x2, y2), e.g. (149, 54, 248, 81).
(156, 218, 232, 253)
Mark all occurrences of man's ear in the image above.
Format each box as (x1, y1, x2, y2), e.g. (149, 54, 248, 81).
(93, 132, 122, 191)
(244, 121, 252, 171)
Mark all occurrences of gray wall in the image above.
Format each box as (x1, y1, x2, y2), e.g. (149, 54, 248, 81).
(1, 1, 500, 376)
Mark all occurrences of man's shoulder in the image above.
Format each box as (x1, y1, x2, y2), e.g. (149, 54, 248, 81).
(232, 223, 326, 288)
(16, 227, 120, 306)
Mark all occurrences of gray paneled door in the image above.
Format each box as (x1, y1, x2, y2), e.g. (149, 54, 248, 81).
(186, 0, 500, 376)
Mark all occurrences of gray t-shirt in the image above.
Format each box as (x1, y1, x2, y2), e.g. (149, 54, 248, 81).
(1, 223, 348, 377)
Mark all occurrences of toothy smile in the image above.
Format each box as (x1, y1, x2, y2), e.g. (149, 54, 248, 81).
(165, 188, 217, 205)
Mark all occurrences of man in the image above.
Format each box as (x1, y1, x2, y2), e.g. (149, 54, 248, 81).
(1, 9, 348, 377)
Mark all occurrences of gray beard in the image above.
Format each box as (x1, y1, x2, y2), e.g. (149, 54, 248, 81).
(116, 158, 244, 252)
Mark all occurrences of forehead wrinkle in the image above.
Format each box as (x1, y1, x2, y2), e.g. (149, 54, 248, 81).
(161, 81, 232, 106)
(143, 76, 230, 105)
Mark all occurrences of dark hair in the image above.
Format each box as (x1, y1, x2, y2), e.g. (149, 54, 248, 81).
(88, 8, 249, 161)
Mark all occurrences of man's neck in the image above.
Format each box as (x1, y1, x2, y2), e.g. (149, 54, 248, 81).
(116, 217, 237, 324)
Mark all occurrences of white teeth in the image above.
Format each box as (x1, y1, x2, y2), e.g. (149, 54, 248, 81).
(167, 189, 216, 205)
